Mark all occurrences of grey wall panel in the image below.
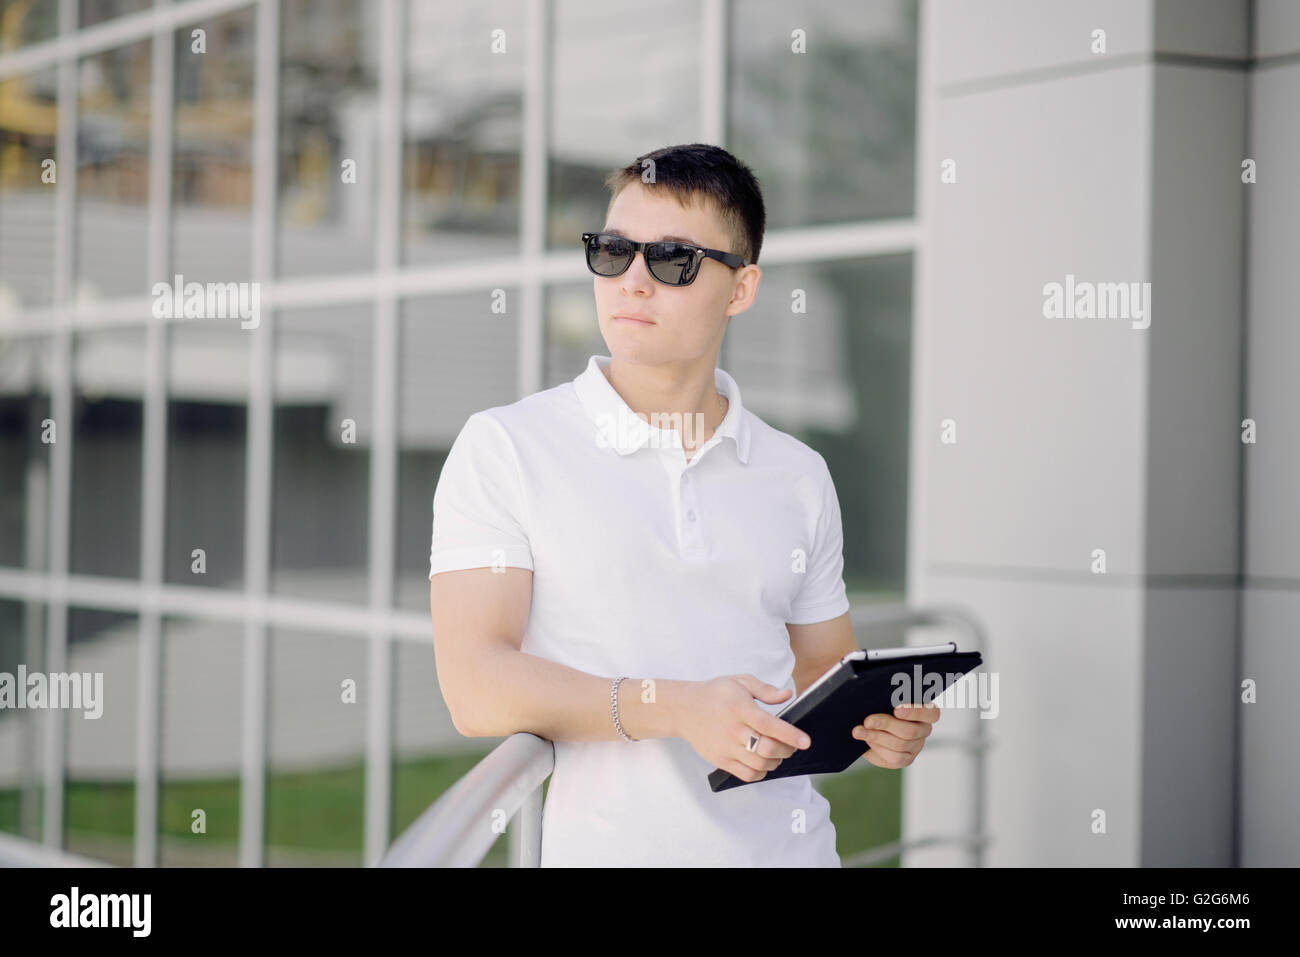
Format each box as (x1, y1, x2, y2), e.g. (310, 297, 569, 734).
(931, 0, 1153, 88)
(922, 66, 1153, 575)
(1144, 65, 1247, 578)
(1255, 0, 1300, 59)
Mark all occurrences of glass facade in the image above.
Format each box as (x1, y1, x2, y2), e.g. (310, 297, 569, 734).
(0, 0, 918, 866)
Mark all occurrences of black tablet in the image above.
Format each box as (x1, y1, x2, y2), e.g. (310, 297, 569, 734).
(707, 642, 984, 792)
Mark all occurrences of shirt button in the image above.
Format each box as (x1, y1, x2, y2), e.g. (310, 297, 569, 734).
(687, 510, 696, 522)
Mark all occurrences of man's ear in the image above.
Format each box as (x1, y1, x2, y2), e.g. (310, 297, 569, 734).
(725, 264, 761, 317)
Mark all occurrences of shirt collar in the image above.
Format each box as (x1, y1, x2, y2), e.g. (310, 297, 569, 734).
(573, 354, 752, 464)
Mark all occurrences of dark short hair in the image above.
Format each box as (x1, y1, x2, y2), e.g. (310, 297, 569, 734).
(603, 143, 767, 265)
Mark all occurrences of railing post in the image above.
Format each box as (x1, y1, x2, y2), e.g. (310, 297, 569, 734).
(510, 782, 545, 867)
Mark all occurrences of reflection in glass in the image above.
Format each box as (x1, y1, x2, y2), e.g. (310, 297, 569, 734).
(542, 281, 601, 389)
(77, 40, 152, 300)
(70, 326, 146, 580)
(546, 0, 700, 251)
(158, 616, 241, 866)
(395, 291, 519, 612)
(64, 607, 138, 866)
(725, 254, 913, 595)
(728, 0, 918, 226)
(0, 599, 47, 841)
(172, 7, 255, 283)
(0, 68, 58, 309)
(402, 0, 523, 265)
(79, 0, 153, 29)
(0, 1, 58, 48)
(390, 635, 510, 865)
(164, 323, 249, 589)
(271, 304, 371, 605)
(277, 0, 380, 277)
(0, 335, 52, 570)
(266, 628, 367, 866)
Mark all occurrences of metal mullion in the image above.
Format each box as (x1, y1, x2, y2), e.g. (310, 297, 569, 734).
(239, 0, 278, 869)
(41, 0, 78, 853)
(0, 565, 462, 642)
(702, 0, 726, 370)
(700, 0, 726, 146)
(2, 217, 919, 337)
(363, 0, 404, 868)
(504, 0, 551, 867)
(0, 0, 256, 80)
(517, 0, 549, 400)
(132, 5, 176, 870)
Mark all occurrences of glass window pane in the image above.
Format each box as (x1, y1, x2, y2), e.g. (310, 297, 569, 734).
(70, 326, 146, 580)
(728, 0, 918, 226)
(271, 304, 372, 605)
(542, 281, 601, 389)
(402, 0, 524, 266)
(0, 335, 52, 570)
(77, 39, 152, 301)
(395, 290, 519, 612)
(165, 323, 249, 589)
(277, 0, 381, 277)
(65, 606, 138, 866)
(0, 2, 58, 48)
(547, 0, 701, 251)
(725, 254, 913, 595)
(266, 628, 367, 866)
(79, 0, 153, 29)
(0, 598, 47, 841)
(390, 635, 511, 866)
(172, 7, 255, 283)
(0, 68, 58, 310)
(159, 616, 241, 866)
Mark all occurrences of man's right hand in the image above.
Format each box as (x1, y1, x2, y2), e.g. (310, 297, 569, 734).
(676, 675, 812, 783)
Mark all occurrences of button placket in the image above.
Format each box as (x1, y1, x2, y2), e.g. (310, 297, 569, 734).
(680, 467, 703, 552)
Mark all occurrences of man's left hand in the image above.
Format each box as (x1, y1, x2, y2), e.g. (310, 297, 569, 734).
(851, 704, 940, 769)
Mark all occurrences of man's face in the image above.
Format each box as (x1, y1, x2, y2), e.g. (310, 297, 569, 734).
(593, 181, 760, 366)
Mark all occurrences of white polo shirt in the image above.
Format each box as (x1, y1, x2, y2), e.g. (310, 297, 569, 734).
(429, 354, 851, 866)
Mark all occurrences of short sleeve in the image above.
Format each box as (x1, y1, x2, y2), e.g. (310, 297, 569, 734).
(787, 459, 851, 625)
(428, 412, 534, 579)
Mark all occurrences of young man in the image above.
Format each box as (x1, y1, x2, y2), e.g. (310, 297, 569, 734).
(428, 143, 939, 867)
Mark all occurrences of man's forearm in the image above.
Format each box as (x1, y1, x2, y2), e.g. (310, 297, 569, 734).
(455, 642, 692, 743)
(792, 640, 858, 696)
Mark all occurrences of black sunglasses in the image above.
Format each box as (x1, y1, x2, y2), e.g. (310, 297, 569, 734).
(582, 231, 748, 286)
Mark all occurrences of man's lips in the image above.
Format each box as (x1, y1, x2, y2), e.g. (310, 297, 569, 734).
(613, 314, 655, 325)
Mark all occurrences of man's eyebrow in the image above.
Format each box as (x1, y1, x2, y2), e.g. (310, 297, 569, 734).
(603, 227, 702, 245)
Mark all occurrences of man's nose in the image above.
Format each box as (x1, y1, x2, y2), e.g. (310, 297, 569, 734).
(619, 250, 656, 290)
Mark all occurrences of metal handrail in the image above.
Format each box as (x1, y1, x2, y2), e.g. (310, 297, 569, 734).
(379, 601, 992, 868)
(379, 732, 554, 867)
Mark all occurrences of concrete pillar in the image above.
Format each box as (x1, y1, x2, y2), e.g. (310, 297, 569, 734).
(905, 0, 1257, 866)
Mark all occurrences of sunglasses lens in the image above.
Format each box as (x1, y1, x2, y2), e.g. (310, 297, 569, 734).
(647, 243, 699, 286)
(587, 235, 633, 276)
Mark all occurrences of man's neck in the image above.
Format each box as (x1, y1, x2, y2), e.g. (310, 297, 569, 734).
(603, 356, 727, 453)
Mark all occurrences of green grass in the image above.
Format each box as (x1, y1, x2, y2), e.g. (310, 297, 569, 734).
(819, 764, 902, 866)
(0, 752, 899, 867)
